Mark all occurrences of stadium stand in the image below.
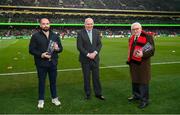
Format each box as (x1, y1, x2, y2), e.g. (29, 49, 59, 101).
(0, 5, 180, 24)
(0, 0, 180, 38)
(1, 14, 180, 24)
(0, 0, 180, 11)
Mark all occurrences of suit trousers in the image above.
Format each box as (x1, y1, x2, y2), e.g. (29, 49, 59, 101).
(132, 83, 149, 102)
(81, 61, 102, 96)
(36, 62, 58, 100)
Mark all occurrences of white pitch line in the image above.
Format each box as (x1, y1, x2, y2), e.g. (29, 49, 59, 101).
(0, 61, 180, 76)
(0, 39, 18, 49)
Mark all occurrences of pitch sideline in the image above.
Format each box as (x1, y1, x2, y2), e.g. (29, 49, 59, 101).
(0, 61, 180, 76)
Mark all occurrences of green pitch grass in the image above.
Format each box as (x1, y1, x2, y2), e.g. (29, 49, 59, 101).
(0, 37, 180, 114)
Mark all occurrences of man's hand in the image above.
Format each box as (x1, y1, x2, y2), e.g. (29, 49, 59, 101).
(54, 42, 59, 51)
(41, 52, 51, 59)
(87, 52, 97, 60)
(135, 49, 143, 58)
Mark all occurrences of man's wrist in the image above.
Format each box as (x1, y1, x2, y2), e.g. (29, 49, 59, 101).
(55, 47, 60, 51)
(41, 53, 45, 58)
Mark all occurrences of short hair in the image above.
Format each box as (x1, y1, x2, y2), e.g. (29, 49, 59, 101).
(84, 18, 94, 25)
(131, 22, 142, 30)
(39, 18, 50, 23)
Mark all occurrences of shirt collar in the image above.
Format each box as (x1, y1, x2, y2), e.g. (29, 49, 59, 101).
(86, 29, 92, 33)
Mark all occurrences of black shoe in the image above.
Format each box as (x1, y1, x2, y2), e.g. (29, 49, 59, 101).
(96, 95, 105, 100)
(85, 95, 90, 100)
(128, 96, 139, 102)
(138, 101, 148, 109)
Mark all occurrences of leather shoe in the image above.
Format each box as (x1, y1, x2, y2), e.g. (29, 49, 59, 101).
(128, 96, 139, 102)
(96, 95, 105, 100)
(138, 101, 148, 109)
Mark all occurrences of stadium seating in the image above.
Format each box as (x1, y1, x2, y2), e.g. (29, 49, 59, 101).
(0, 0, 179, 37)
(0, 0, 180, 11)
(0, 14, 180, 24)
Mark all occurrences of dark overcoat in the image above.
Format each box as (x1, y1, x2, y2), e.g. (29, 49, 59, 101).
(128, 31, 155, 84)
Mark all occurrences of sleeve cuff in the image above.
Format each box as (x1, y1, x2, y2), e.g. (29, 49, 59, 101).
(87, 53, 90, 57)
(94, 51, 98, 54)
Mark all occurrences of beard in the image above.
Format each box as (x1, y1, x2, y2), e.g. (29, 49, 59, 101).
(41, 27, 50, 32)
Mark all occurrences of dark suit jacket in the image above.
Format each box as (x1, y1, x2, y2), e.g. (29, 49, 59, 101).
(29, 30, 63, 67)
(77, 29, 102, 64)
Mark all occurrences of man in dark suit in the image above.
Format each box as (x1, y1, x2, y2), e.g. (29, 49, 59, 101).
(127, 22, 155, 109)
(77, 18, 105, 100)
(29, 18, 63, 109)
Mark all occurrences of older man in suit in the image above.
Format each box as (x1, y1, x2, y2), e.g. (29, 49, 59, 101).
(29, 18, 63, 109)
(77, 18, 105, 100)
(127, 22, 155, 109)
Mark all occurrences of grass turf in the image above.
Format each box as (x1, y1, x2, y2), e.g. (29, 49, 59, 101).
(0, 37, 180, 113)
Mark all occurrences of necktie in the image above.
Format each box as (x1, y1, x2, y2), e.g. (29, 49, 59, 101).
(87, 30, 92, 44)
(134, 35, 138, 42)
(133, 35, 138, 46)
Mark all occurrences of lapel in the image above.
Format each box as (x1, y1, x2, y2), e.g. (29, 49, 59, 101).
(92, 29, 96, 45)
(48, 31, 53, 41)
